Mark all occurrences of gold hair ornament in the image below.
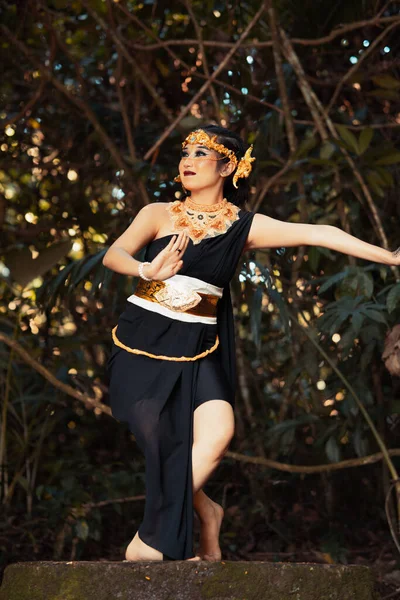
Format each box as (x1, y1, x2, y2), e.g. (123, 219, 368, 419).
(182, 129, 255, 189)
(232, 145, 255, 189)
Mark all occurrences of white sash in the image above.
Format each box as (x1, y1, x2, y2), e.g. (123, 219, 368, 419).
(127, 274, 223, 324)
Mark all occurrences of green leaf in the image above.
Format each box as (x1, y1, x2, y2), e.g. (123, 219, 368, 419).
(17, 475, 29, 492)
(325, 436, 341, 463)
(319, 141, 336, 160)
(155, 59, 170, 78)
(389, 400, 400, 414)
(375, 167, 394, 187)
(257, 160, 283, 167)
(317, 270, 349, 295)
(254, 260, 291, 338)
(4, 240, 72, 288)
(387, 283, 400, 313)
(339, 271, 374, 300)
(360, 308, 387, 325)
(71, 250, 107, 288)
(366, 172, 385, 197)
(353, 426, 368, 458)
(336, 125, 359, 155)
(375, 152, 400, 165)
(358, 128, 373, 154)
(371, 74, 400, 89)
(270, 417, 318, 436)
(35, 261, 75, 309)
(75, 520, 89, 541)
(308, 246, 321, 273)
(294, 134, 317, 159)
(367, 89, 400, 100)
(351, 311, 364, 335)
(307, 158, 337, 166)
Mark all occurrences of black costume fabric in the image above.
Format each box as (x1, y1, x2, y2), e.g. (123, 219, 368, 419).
(107, 208, 255, 560)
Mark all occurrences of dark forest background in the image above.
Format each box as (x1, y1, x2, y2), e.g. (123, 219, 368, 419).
(1, 0, 400, 595)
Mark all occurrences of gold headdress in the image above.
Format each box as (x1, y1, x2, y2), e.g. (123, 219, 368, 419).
(182, 129, 255, 188)
(232, 145, 255, 189)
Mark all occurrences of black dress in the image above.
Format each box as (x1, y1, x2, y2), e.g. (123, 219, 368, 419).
(107, 208, 255, 560)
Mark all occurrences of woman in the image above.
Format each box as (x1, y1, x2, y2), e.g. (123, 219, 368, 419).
(104, 125, 400, 563)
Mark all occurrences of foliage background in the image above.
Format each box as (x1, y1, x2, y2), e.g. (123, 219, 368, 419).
(1, 0, 400, 593)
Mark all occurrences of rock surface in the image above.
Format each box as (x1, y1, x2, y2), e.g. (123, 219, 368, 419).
(0, 560, 380, 600)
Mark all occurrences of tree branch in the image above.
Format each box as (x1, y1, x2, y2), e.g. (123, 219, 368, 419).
(279, 29, 329, 141)
(226, 448, 400, 473)
(0, 24, 132, 187)
(280, 28, 400, 282)
(129, 15, 400, 50)
(183, 0, 221, 123)
(0, 332, 112, 417)
(114, 7, 400, 133)
(143, 4, 266, 160)
(265, 0, 296, 153)
(113, 44, 150, 206)
(4, 329, 400, 475)
(81, 0, 173, 124)
(4, 80, 46, 127)
(251, 159, 294, 213)
(326, 18, 400, 114)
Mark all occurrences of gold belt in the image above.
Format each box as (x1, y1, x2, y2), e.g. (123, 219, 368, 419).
(133, 278, 219, 317)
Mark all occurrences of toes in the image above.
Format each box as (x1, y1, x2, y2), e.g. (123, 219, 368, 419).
(202, 554, 221, 562)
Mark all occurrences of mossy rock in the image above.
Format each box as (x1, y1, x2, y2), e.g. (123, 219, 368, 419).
(0, 560, 380, 600)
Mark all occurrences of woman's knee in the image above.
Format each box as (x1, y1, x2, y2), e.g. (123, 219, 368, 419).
(193, 399, 235, 456)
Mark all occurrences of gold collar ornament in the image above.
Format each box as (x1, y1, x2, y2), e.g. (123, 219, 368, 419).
(166, 196, 240, 244)
(182, 129, 255, 189)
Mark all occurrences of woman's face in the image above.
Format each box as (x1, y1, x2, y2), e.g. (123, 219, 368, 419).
(179, 143, 229, 191)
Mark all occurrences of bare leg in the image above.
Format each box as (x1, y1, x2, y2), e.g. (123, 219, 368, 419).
(125, 399, 233, 563)
(192, 400, 235, 561)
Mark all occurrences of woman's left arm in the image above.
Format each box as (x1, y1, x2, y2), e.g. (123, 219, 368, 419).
(247, 213, 400, 266)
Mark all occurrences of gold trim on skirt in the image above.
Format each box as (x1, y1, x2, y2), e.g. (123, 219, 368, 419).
(112, 325, 219, 362)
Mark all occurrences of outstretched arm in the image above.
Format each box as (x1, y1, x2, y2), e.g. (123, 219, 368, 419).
(247, 213, 400, 266)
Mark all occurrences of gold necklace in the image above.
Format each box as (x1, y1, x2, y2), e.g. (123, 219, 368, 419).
(166, 197, 240, 244)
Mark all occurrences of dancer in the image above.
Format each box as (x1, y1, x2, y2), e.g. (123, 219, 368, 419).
(104, 125, 400, 562)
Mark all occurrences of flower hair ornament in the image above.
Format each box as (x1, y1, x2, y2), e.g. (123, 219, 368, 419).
(180, 129, 255, 189)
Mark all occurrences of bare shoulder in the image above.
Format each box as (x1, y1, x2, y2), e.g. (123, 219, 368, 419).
(140, 202, 169, 217)
(140, 201, 170, 229)
(143, 201, 172, 216)
(151, 201, 178, 236)
(106, 202, 169, 256)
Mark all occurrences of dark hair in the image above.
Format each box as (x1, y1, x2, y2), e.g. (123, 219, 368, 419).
(180, 124, 251, 208)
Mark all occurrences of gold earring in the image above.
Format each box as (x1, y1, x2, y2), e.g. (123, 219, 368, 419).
(174, 174, 187, 195)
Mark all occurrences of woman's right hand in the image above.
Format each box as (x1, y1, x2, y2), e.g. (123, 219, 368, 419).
(144, 231, 190, 281)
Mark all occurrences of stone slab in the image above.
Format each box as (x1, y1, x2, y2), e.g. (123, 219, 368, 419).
(0, 560, 380, 600)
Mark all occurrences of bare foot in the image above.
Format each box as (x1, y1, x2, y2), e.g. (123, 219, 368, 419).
(125, 531, 163, 561)
(125, 532, 201, 562)
(197, 500, 224, 561)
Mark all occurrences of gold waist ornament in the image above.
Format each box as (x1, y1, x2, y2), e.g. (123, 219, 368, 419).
(111, 279, 220, 361)
(133, 278, 219, 317)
